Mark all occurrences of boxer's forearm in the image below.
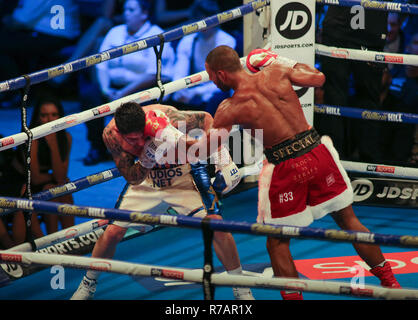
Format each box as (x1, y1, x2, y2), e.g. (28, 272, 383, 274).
(164, 109, 212, 133)
(116, 152, 150, 185)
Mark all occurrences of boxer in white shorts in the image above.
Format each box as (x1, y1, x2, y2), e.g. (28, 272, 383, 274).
(71, 101, 254, 300)
(114, 163, 207, 231)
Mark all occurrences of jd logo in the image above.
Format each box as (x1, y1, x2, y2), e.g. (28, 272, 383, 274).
(275, 2, 312, 39)
(351, 179, 374, 202)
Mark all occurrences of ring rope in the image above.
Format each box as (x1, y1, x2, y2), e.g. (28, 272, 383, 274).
(0, 0, 414, 302)
(316, 0, 418, 14)
(0, 0, 268, 94)
(7, 219, 108, 253)
(19, 74, 37, 251)
(0, 167, 120, 216)
(1, 250, 417, 299)
(1, 46, 416, 154)
(154, 33, 166, 103)
(1, 196, 418, 247)
(2, 45, 417, 152)
(0, 66, 212, 152)
(0, 158, 263, 217)
(341, 160, 418, 180)
(0, 0, 414, 95)
(315, 103, 418, 124)
(315, 44, 418, 66)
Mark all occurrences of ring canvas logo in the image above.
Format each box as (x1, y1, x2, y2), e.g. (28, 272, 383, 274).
(275, 2, 312, 39)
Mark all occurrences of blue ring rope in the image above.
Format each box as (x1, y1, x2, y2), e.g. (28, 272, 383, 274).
(0, 196, 417, 247)
(0, 167, 121, 216)
(316, 0, 418, 14)
(0, 0, 268, 93)
(315, 104, 418, 124)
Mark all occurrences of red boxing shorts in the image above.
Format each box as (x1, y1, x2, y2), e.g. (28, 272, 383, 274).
(258, 135, 353, 227)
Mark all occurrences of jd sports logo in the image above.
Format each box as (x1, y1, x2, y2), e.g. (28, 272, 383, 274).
(351, 179, 374, 202)
(275, 2, 312, 39)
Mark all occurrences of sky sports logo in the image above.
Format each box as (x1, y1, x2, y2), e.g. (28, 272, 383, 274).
(375, 54, 404, 64)
(366, 165, 395, 174)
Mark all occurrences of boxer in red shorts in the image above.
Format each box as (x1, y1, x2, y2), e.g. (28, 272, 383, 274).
(202, 45, 400, 300)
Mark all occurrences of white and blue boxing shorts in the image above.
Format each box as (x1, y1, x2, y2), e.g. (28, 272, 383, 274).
(112, 164, 207, 230)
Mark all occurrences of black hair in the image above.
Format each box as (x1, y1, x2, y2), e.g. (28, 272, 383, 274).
(134, 0, 151, 14)
(30, 96, 69, 162)
(114, 101, 146, 134)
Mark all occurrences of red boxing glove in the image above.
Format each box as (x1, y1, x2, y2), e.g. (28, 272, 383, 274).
(246, 48, 277, 73)
(246, 48, 297, 73)
(143, 110, 170, 137)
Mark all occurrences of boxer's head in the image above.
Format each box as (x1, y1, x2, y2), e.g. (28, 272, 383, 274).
(205, 45, 242, 91)
(115, 102, 146, 147)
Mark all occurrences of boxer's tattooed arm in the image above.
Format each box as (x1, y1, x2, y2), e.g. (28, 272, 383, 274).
(116, 153, 149, 185)
(164, 109, 208, 132)
(103, 127, 149, 185)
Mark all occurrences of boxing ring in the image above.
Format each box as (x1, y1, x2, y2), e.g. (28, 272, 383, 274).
(0, 0, 418, 303)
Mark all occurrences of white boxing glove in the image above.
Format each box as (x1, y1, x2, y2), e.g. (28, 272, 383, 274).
(155, 122, 184, 149)
(211, 145, 241, 194)
(246, 48, 297, 73)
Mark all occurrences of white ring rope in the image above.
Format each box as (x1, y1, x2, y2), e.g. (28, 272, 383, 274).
(0, 250, 417, 300)
(316, 44, 418, 66)
(0, 56, 245, 152)
(2, 43, 418, 152)
(342, 160, 418, 180)
(6, 219, 108, 253)
(1, 2, 417, 301)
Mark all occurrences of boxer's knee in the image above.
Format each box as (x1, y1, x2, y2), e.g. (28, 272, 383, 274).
(101, 224, 126, 245)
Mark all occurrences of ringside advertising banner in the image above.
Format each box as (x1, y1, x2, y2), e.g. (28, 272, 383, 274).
(349, 173, 418, 208)
(270, 0, 315, 125)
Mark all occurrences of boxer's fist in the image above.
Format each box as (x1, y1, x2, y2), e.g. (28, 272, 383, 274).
(211, 146, 241, 194)
(213, 161, 241, 194)
(143, 110, 170, 137)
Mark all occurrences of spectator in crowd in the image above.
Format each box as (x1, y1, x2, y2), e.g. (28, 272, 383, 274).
(170, 0, 236, 116)
(14, 96, 75, 235)
(0, 135, 43, 248)
(378, 68, 411, 165)
(97, 0, 175, 102)
(0, 0, 81, 108)
(64, 0, 118, 166)
(403, 33, 418, 165)
(379, 33, 418, 166)
(402, 0, 418, 46)
(83, 0, 175, 165)
(315, 5, 388, 163)
(151, 0, 197, 29)
(384, 12, 406, 78)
